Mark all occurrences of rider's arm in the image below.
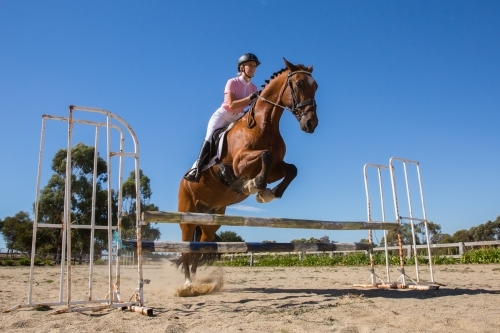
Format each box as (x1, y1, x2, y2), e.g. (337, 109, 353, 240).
(224, 92, 253, 112)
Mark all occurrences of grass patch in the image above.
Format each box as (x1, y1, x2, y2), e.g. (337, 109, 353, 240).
(1, 259, 17, 266)
(33, 305, 51, 311)
(461, 247, 500, 264)
(218, 247, 500, 267)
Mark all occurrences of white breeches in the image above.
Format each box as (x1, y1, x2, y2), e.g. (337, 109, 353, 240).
(190, 108, 244, 170)
(204, 107, 244, 141)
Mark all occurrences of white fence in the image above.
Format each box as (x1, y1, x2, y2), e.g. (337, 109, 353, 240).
(220, 240, 500, 266)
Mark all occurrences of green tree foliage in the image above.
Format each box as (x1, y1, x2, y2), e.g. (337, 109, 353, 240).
(451, 229, 473, 242)
(120, 170, 160, 241)
(291, 238, 306, 244)
(468, 217, 500, 240)
(291, 237, 321, 243)
(1, 211, 34, 253)
(262, 240, 276, 243)
(380, 225, 413, 246)
(319, 235, 331, 243)
(37, 143, 111, 257)
(422, 221, 442, 244)
(378, 217, 500, 246)
(380, 220, 444, 246)
(33, 143, 160, 258)
(450, 217, 500, 242)
(217, 231, 244, 242)
(436, 233, 453, 243)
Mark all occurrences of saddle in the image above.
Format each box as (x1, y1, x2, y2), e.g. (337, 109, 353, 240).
(204, 122, 246, 194)
(209, 126, 227, 159)
(199, 122, 234, 172)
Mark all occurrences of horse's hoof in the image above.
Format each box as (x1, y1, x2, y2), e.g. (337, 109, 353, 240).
(256, 189, 274, 203)
(184, 279, 192, 286)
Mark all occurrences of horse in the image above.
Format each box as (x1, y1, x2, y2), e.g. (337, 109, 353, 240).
(177, 58, 319, 285)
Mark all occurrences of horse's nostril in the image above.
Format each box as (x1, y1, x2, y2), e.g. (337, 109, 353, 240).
(309, 118, 318, 130)
(300, 122, 314, 134)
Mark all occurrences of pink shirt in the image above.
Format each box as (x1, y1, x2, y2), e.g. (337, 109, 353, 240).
(221, 76, 258, 114)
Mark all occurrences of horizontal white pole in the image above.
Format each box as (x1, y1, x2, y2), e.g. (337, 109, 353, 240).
(142, 211, 400, 231)
(123, 240, 374, 253)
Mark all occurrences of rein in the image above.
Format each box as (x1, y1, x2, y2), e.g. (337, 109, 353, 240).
(247, 70, 317, 128)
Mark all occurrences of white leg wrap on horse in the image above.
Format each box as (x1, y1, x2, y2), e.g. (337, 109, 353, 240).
(256, 188, 275, 203)
(184, 278, 192, 286)
(242, 179, 259, 195)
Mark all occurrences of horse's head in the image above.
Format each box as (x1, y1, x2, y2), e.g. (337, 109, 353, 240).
(283, 58, 319, 133)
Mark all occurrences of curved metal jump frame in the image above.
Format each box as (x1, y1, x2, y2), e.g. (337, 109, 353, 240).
(363, 163, 394, 287)
(389, 157, 435, 287)
(6, 106, 150, 315)
(360, 157, 436, 289)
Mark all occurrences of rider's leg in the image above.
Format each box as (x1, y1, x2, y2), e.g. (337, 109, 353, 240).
(183, 140, 211, 183)
(183, 108, 243, 183)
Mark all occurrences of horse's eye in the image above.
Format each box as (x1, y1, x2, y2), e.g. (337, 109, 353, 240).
(296, 80, 303, 90)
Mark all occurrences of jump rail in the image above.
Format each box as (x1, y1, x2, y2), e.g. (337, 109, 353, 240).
(141, 211, 400, 231)
(123, 240, 374, 253)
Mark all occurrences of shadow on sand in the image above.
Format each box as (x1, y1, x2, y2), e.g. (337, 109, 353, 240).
(226, 286, 500, 300)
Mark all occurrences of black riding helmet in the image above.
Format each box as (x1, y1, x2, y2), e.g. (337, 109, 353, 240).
(237, 53, 261, 72)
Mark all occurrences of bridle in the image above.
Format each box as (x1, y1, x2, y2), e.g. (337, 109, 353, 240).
(256, 70, 317, 121)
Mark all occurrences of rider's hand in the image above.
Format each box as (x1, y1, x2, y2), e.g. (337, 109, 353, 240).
(249, 91, 259, 101)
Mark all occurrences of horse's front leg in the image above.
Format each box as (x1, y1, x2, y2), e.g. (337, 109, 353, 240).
(234, 150, 272, 195)
(180, 224, 197, 286)
(256, 161, 297, 203)
(189, 225, 221, 281)
(188, 226, 203, 283)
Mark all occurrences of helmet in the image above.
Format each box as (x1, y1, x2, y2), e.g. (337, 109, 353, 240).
(237, 53, 261, 72)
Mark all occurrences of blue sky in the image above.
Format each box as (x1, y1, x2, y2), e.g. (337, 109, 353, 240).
(1, 1, 499, 250)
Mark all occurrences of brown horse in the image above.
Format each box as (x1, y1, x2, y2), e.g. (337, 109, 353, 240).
(178, 58, 319, 285)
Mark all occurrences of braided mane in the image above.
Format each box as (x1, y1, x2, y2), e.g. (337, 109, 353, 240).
(259, 64, 309, 92)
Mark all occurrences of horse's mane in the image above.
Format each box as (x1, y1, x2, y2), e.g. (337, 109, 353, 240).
(259, 64, 309, 92)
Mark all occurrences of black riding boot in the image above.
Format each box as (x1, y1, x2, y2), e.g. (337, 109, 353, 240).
(183, 140, 211, 183)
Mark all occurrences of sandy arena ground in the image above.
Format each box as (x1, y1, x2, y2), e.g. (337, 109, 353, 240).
(1, 262, 499, 333)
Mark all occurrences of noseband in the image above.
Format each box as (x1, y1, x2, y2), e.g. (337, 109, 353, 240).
(256, 70, 317, 121)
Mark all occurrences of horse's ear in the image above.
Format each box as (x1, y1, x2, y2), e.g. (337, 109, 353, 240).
(283, 57, 297, 71)
(307, 65, 313, 73)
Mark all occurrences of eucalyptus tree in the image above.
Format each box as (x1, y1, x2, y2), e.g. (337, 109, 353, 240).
(1, 211, 33, 254)
(466, 217, 500, 241)
(216, 231, 244, 242)
(120, 170, 161, 241)
(37, 143, 110, 258)
(36, 143, 160, 261)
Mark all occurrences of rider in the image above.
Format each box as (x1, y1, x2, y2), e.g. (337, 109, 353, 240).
(183, 53, 261, 183)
